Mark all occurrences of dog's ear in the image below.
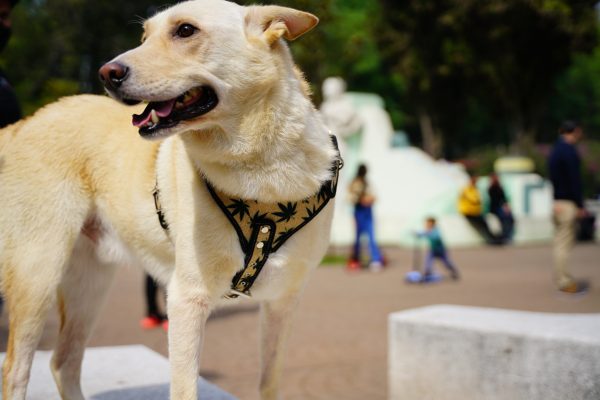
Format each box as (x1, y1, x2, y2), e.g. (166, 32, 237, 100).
(246, 5, 319, 45)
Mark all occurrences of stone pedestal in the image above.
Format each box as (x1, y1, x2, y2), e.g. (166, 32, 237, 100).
(389, 305, 600, 400)
(0, 345, 237, 400)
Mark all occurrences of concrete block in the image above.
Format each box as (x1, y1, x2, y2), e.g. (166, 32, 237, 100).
(389, 305, 600, 400)
(0, 345, 237, 400)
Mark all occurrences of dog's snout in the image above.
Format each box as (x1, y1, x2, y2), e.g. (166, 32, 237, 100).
(99, 62, 130, 90)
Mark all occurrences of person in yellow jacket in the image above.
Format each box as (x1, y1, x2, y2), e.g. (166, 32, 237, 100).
(458, 175, 503, 245)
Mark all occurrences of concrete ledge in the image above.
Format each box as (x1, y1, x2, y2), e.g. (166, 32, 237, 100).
(0, 345, 237, 400)
(389, 305, 600, 400)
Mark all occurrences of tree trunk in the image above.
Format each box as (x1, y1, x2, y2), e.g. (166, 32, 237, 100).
(418, 109, 443, 158)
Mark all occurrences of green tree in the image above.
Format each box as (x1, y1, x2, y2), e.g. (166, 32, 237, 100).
(3, 0, 599, 164)
(463, 0, 598, 150)
(377, 1, 480, 157)
(543, 44, 600, 142)
(1, 0, 158, 114)
(376, 0, 598, 157)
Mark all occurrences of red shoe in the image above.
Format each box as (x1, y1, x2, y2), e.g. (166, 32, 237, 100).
(140, 316, 162, 329)
(346, 259, 361, 271)
(559, 280, 589, 295)
(162, 320, 169, 331)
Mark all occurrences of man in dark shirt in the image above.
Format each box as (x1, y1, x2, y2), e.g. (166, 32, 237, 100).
(488, 173, 514, 242)
(547, 120, 588, 294)
(0, 0, 21, 128)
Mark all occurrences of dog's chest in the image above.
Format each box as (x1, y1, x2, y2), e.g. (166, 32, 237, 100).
(205, 179, 337, 297)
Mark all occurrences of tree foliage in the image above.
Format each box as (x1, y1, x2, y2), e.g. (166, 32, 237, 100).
(1, 0, 599, 161)
(1, 0, 158, 114)
(377, 0, 599, 157)
(544, 41, 600, 139)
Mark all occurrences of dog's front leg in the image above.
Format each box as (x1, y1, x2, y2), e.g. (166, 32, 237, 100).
(167, 271, 214, 400)
(259, 293, 303, 400)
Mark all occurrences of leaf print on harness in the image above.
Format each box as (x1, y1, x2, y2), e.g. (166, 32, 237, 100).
(226, 198, 252, 222)
(272, 202, 297, 223)
(250, 210, 269, 226)
(303, 204, 318, 222)
(200, 134, 342, 298)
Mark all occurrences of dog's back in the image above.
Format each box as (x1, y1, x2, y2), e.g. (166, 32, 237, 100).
(0, 93, 171, 276)
(0, 94, 175, 399)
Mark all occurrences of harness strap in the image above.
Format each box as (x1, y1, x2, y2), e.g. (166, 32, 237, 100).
(153, 135, 342, 299)
(153, 184, 170, 231)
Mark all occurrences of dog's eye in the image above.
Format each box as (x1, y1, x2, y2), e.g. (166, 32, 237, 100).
(175, 23, 197, 38)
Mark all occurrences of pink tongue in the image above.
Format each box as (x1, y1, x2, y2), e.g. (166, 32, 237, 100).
(155, 99, 176, 117)
(132, 99, 177, 127)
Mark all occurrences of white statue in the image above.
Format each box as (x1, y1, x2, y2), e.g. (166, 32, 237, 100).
(319, 77, 552, 248)
(320, 77, 362, 139)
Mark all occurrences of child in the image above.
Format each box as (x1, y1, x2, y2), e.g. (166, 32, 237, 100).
(416, 217, 460, 282)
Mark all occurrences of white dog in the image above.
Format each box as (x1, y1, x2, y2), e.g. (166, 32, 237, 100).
(0, 1, 340, 399)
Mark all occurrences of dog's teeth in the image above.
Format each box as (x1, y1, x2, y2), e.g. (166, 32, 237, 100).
(150, 109, 159, 124)
(190, 87, 202, 97)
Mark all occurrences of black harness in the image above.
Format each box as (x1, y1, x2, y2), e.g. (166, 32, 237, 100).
(153, 135, 342, 298)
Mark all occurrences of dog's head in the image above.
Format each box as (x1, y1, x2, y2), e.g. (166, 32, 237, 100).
(99, 0, 318, 140)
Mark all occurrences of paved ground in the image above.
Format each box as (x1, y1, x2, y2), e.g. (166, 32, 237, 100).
(1, 243, 599, 400)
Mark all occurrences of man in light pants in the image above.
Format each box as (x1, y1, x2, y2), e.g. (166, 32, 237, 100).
(548, 120, 589, 294)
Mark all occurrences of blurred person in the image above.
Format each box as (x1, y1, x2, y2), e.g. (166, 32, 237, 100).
(415, 217, 460, 282)
(140, 274, 168, 330)
(0, 0, 21, 128)
(548, 120, 589, 294)
(487, 173, 515, 242)
(458, 175, 503, 245)
(347, 163, 383, 272)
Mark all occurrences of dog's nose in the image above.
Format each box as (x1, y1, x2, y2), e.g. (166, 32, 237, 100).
(99, 62, 129, 90)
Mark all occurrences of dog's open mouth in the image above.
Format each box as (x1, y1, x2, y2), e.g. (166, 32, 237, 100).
(131, 86, 218, 136)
